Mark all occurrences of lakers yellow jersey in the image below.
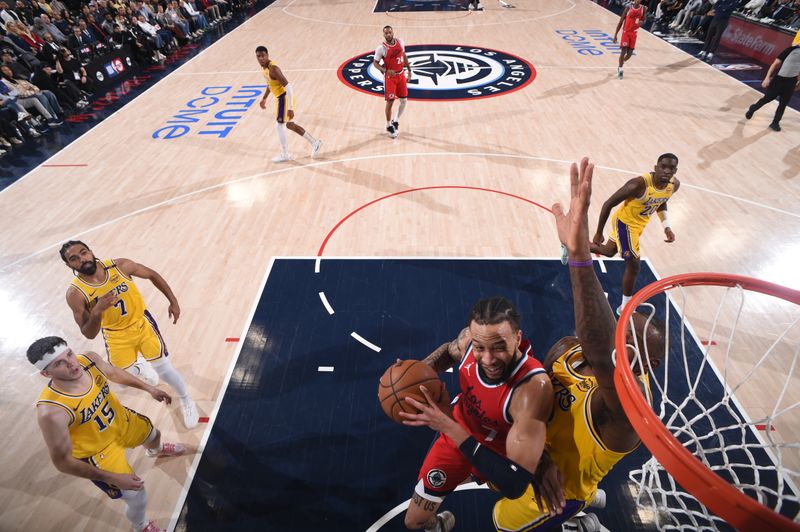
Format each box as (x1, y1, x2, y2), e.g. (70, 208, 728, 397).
(36, 355, 128, 458)
(262, 61, 286, 97)
(615, 173, 675, 230)
(547, 343, 648, 503)
(70, 259, 145, 331)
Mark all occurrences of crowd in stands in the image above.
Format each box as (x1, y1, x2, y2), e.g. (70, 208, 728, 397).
(0, 0, 252, 157)
(644, 0, 800, 37)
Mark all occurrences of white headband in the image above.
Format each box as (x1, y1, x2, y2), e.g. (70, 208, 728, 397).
(33, 345, 70, 371)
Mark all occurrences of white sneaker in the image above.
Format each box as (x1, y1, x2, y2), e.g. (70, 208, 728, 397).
(130, 360, 159, 386)
(180, 397, 199, 429)
(272, 152, 292, 163)
(310, 139, 322, 159)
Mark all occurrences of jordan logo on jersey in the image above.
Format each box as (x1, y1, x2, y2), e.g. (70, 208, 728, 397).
(464, 362, 474, 375)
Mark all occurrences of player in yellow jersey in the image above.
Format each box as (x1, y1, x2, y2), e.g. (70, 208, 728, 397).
(29, 336, 186, 532)
(590, 153, 681, 315)
(256, 45, 322, 163)
(60, 240, 199, 429)
(403, 158, 667, 531)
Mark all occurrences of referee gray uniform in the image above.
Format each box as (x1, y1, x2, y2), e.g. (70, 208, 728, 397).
(747, 46, 800, 130)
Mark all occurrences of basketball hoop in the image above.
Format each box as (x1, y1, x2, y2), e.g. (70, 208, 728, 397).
(614, 272, 800, 531)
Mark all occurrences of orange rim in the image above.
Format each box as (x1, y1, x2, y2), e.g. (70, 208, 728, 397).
(614, 272, 800, 531)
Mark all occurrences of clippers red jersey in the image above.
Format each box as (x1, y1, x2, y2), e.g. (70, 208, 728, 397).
(378, 38, 406, 74)
(453, 340, 545, 456)
(623, 5, 644, 32)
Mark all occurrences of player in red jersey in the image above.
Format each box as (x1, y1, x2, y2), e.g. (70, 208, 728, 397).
(613, 0, 647, 79)
(398, 297, 554, 532)
(373, 25, 411, 138)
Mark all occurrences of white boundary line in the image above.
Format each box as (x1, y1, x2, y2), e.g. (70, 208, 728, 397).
(351, 331, 382, 352)
(281, 0, 576, 28)
(319, 291, 335, 314)
(166, 256, 276, 532)
(173, 64, 714, 76)
(4, 151, 794, 273)
(365, 481, 489, 532)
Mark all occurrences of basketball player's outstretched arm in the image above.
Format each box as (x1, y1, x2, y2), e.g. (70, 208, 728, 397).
(592, 177, 645, 246)
(115, 258, 181, 324)
(84, 351, 172, 403)
(555, 158, 622, 414)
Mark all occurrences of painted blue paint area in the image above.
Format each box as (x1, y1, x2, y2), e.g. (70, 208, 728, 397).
(176, 259, 792, 531)
(0, 0, 276, 192)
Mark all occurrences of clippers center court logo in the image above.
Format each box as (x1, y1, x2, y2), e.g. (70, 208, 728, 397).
(338, 44, 536, 101)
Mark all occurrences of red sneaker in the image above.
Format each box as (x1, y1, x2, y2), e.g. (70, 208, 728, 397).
(140, 521, 165, 532)
(145, 441, 186, 458)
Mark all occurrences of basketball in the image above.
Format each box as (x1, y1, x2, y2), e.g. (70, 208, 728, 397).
(378, 359, 443, 424)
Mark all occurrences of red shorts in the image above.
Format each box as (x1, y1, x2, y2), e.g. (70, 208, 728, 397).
(415, 433, 484, 502)
(384, 72, 408, 101)
(620, 30, 638, 50)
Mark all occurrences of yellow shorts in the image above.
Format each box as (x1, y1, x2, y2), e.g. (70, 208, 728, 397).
(82, 407, 154, 498)
(493, 484, 586, 531)
(102, 311, 168, 369)
(275, 92, 296, 123)
(609, 214, 643, 259)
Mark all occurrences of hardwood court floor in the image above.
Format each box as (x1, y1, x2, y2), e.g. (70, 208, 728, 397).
(0, 0, 798, 530)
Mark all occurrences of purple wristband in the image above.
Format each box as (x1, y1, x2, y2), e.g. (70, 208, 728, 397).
(567, 259, 593, 268)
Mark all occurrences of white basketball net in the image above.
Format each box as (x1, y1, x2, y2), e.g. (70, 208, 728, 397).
(622, 282, 800, 530)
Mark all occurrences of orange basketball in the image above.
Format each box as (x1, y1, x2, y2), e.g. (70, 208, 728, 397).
(378, 359, 443, 424)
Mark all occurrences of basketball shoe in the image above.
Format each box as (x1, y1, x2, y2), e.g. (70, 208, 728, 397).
(272, 152, 292, 163)
(146, 441, 186, 458)
(130, 359, 159, 386)
(181, 396, 200, 429)
(387, 124, 398, 138)
(311, 139, 323, 159)
(563, 512, 602, 532)
(392, 120, 399, 131)
(140, 521, 166, 532)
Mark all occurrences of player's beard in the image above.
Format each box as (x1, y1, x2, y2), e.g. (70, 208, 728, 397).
(77, 259, 98, 276)
(478, 352, 518, 384)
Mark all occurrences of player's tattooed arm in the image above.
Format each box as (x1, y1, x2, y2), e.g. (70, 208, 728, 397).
(411, 492, 438, 513)
(423, 327, 468, 372)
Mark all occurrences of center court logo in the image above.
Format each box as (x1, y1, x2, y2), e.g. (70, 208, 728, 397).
(338, 44, 535, 101)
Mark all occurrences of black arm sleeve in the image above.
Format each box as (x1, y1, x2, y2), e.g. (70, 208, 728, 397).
(458, 436, 533, 499)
